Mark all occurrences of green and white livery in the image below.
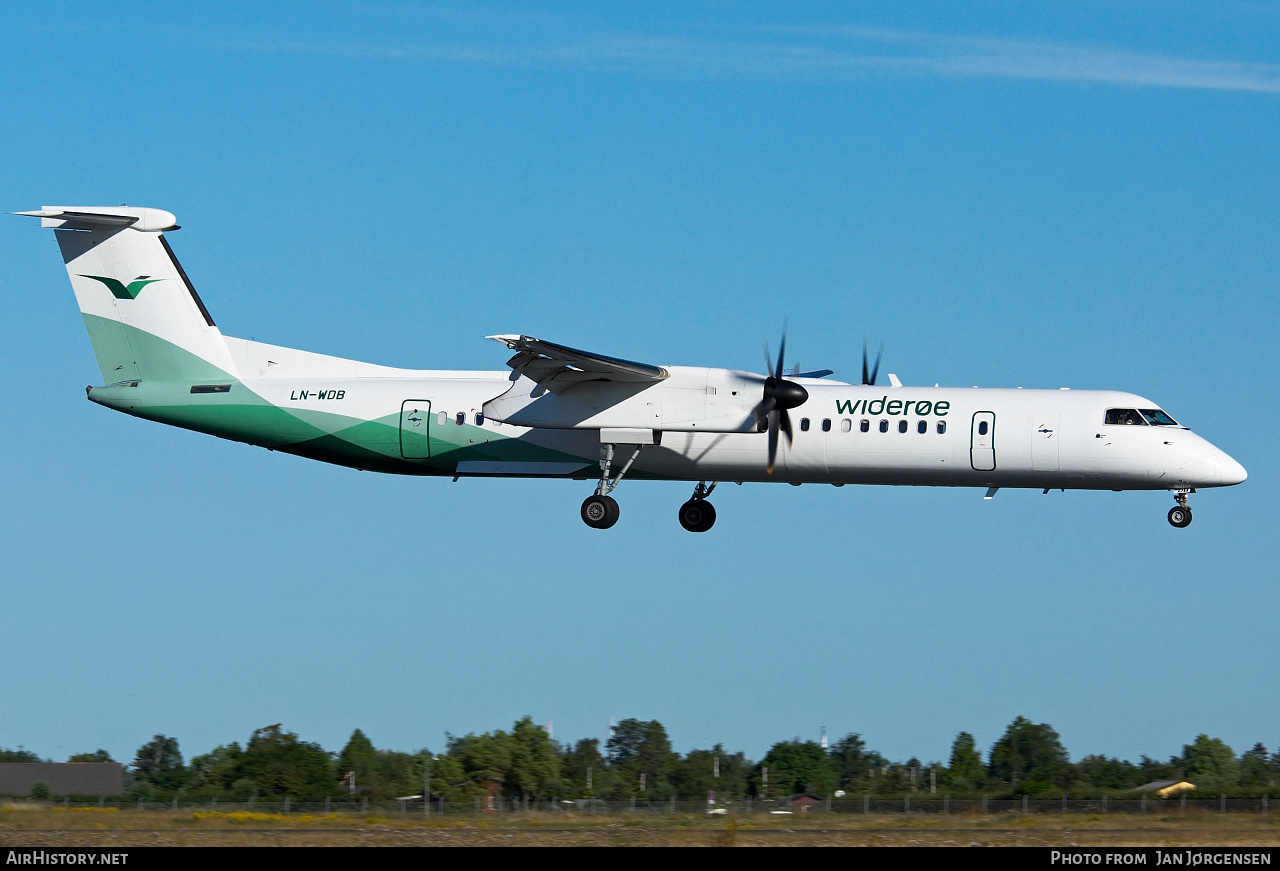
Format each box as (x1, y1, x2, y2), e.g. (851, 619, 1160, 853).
(21, 206, 1245, 531)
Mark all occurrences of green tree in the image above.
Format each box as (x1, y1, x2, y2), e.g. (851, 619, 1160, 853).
(1239, 743, 1275, 790)
(671, 745, 751, 801)
(875, 762, 914, 796)
(188, 743, 244, 795)
(1078, 755, 1141, 791)
(754, 740, 837, 798)
(1138, 755, 1180, 783)
(559, 738, 606, 798)
(376, 750, 430, 800)
(829, 733, 888, 791)
(988, 717, 1070, 794)
(1181, 735, 1238, 792)
(428, 753, 467, 801)
(68, 749, 114, 763)
(132, 735, 187, 792)
(332, 729, 429, 800)
(30, 781, 51, 801)
(236, 724, 334, 799)
(0, 748, 41, 763)
(944, 732, 986, 792)
(337, 729, 378, 787)
(605, 719, 677, 798)
(505, 717, 560, 800)
(445, 730, 514, 800)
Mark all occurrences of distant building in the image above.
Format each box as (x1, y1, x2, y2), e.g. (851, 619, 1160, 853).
(0, 763, 123, 797)
(787, 794, 825, 812)
(1131, 780, 1195, 797)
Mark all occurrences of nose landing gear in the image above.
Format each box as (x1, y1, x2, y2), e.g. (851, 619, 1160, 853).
(678, 481, 718, 532)
(1168, 490, 1193, 528)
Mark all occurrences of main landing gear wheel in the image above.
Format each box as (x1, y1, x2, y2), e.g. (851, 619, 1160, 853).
(1168, 505, 1192, 528)
(581, 494, 620, 529)
(678, 499, 716, 532)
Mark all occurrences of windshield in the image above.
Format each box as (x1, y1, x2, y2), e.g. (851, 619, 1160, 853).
(1105, 408, 1146, 426)
(1139, 408, 1179, 426)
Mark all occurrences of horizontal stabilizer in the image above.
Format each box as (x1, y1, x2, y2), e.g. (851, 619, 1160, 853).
(14, 206, 178, 232)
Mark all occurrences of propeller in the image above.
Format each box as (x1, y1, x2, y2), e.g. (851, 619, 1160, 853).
(751, 325, 810, 474)
(862, 336, 884, 386)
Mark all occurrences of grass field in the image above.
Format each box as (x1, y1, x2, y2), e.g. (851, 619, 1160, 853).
(2, 806, 1279, 846)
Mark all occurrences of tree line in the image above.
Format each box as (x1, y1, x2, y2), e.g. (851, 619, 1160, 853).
(2, 716, 1277, 801)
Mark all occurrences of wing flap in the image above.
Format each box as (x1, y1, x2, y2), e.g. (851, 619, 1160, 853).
(488, 335, 667, 390)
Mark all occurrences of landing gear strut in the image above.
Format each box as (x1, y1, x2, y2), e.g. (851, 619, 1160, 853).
(1168, 490, 1193, 528)
(678, 481, 718, 533)
(580, 442, 642, 529)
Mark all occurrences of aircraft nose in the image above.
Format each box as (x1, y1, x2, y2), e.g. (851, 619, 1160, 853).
(1219, 454, 1247, 486)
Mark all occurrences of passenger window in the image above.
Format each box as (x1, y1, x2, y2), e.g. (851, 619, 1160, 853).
(456, 412, 466, 425)
(841, 418, 852, 433)
(860, 419, 870, 433)
(437, 411, 447, 426)
(879, 420, 888, 433)
(937, 421, 946, 434)
(898, 420, 908, 433)
(1105, 408, 1146, 426)
(821, 419, 831, 432)
(475, 413, 485, 426)
(917, 420, 927, 434)
(800, 418, 810, 432)
(978, 421, 988, 436)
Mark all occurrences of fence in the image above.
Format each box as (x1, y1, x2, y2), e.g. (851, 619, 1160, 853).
(20, 793, 1272, 817)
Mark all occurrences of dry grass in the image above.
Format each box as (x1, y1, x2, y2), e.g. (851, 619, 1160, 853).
(0, 807, 1277, 847)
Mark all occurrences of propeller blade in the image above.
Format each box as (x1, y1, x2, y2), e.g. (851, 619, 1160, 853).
(766, 410, 779, 473)
(776, 327, 787, 385)
(762, 342, 775, 379)
(779, 408, 793, 446)
(862, 337, 883, 386)
(752, 395, 777, 430)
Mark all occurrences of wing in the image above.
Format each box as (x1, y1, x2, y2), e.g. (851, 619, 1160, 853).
(487, 334, 668, 392)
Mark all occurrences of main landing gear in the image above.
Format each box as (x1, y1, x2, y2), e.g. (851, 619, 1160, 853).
(580, 442, 643, 530)
(579, 446, 720, 532)
(678, 481, 717, 533)
(1168, 490, 1193, 528)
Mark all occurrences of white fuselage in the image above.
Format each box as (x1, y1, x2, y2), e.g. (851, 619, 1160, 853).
(225, 352, 1244, 491)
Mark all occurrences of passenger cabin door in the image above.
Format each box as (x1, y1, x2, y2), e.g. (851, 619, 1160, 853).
(1032, 412, 1060, 471)
(399, 400, 432, 459)
(971, 411, 996, 471)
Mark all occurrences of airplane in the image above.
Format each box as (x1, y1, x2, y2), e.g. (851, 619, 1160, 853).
(19, 205, 1246, 531)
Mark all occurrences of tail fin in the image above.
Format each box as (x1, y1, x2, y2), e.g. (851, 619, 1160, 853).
(19, 206, 238, 384)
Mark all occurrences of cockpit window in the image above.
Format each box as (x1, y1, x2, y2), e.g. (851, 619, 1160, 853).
(1139, 408, 1179, 427)
(1105, 408, 1146, 426)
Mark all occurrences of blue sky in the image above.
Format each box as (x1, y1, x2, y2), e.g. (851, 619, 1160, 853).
(1, 2, 1277, 769)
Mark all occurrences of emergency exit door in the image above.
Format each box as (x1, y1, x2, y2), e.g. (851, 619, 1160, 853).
(1032, 412, 1060, 471)
(971, 411, 996, 471)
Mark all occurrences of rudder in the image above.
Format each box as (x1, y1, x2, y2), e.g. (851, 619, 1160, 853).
(22, 206, 238, 384)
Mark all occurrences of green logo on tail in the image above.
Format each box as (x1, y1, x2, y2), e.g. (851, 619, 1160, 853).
(79, 274, 165, 299)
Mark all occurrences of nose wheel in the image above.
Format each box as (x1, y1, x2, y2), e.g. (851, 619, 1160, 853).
(678, 481, 718, 532)
(1168, 491, 1193, 528)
